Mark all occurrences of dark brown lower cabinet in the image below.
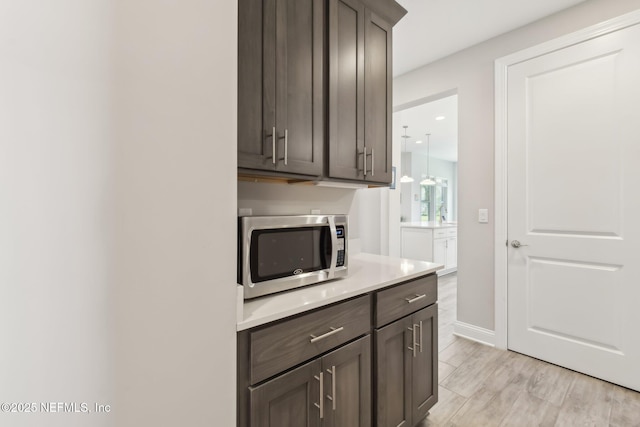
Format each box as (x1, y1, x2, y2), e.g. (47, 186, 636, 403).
(249, 336, 371, 427)
(250, 359, 321, 427)
(375, 304, 438, 427)
(239, 273, 438, 427)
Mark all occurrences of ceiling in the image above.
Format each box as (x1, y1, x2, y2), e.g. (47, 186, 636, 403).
(395, 94, 458, 162)
(393, 0, 588, 77)
(392, 0, 589, 163)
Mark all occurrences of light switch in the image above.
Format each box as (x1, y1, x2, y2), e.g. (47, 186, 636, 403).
(478, 208, 489, 223)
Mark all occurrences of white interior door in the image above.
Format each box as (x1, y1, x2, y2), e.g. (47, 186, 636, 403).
(507, 23, 640, 391)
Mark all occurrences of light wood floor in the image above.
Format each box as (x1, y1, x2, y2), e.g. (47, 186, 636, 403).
(418, 273, 640, 427)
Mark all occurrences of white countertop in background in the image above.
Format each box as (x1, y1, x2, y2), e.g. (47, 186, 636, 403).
(401, 221, 457, 229)
(237, 253, 442, 331)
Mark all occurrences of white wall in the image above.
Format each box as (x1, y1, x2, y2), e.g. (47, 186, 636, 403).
(238, 181, 364, 246)
(112, 1, 237, 426)
(394, 0, 640, 331)
(1, 1, 238, 426)
(1, 2, 114, 426)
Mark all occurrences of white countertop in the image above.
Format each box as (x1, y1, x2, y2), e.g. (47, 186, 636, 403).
(401, 221, 457, 229)
(237, 253, 443, 331)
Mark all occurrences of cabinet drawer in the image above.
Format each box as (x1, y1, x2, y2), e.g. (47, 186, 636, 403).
(375, 275, 437, 328)
(446, 228, 457, 237)
(250, 295, 371, 384)
(433, 229, 447, 239)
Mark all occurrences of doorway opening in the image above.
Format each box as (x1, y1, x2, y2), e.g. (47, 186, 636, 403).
(392, 91, 458, 277)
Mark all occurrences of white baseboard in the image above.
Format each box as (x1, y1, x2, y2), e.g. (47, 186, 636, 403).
(453, 321, 496, 347)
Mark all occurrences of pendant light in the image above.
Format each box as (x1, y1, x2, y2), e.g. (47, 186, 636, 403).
(400, 125, 414, 183)
(420, 133, 436, 186)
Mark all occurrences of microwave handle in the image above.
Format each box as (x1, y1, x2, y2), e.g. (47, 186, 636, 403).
(327, 216, 338, 279)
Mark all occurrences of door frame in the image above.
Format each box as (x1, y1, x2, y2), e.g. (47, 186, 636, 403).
(493, 9, 640, 350)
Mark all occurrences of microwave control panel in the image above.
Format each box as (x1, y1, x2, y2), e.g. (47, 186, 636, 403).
(336, 225, 346, 267)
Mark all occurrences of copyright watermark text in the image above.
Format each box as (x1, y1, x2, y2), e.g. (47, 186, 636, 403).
(1, 402, 111, 414)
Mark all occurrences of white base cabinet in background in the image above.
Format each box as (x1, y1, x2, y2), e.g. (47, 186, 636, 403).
(401, 226, 457, 275)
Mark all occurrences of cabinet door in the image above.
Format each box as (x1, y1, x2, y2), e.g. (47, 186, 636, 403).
(433, 238, 447, 266)
(375, 316, 412, 427)
(238, 0, 273, 171)
(446, 237, 457, 269)
(250, 359, 321, 427)
(411, 304, 439, 424)
(322, 336, 371, 427)
(238, 0, 323, 176)
(274, 0, 323, 175)
(401, 228, 434, 262)
(364, 11, 393, 183)
(328, 0, 366, 181)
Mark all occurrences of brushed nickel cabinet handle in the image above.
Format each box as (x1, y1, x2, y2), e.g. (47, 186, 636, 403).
(357, 146, 369, 177)
(267, 126, 276, 165)
(405, 294, 426, 304)
(419, 320, 423, 353)
(284, 129, 288, 165)
(310, 326, 344, 343)
(407, 325, 416, 357)
(331, 365, 336, 410)
(369, 148, 374, 176)
(314, 372, 324, 419)
(326, 365, 336, 410)
(361, 147, 367, 176)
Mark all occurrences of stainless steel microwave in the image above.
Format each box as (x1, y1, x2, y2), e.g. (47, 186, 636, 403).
(238, 215, 348, 299)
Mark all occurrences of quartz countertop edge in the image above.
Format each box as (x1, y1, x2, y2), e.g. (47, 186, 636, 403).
(237, 252, 443, 331)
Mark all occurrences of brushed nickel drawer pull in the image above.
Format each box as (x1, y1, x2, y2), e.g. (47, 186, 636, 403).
(405, 294, 426, 304)
(310, 326, 344, 343)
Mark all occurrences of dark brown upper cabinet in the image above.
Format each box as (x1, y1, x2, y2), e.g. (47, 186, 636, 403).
(238, 0, 324, 177)
(328, 0, 400, 184)
(238, 0, 405, 184)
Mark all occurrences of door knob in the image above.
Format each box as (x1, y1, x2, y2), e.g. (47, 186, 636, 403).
(511, 240, 529, 248)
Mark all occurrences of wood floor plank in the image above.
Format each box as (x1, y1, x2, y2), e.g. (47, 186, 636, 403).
(439, 360, 457, 382)
(609, 385, 640, 427)
(440, 344, 509, 397)
(482, 350, 540, 394)
(439, 337, 483, 367)
(554, 373, 614, 426)
(416, 386, 467, 427)
(499, 390, 560, 427)
(439, 307, 457, 327)
(439, 324, 457, 349)
(448, 382, 522, 426)
(525, 357, 574, 406)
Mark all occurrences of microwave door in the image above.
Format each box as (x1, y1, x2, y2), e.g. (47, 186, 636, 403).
(249, 224, 332, 284)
